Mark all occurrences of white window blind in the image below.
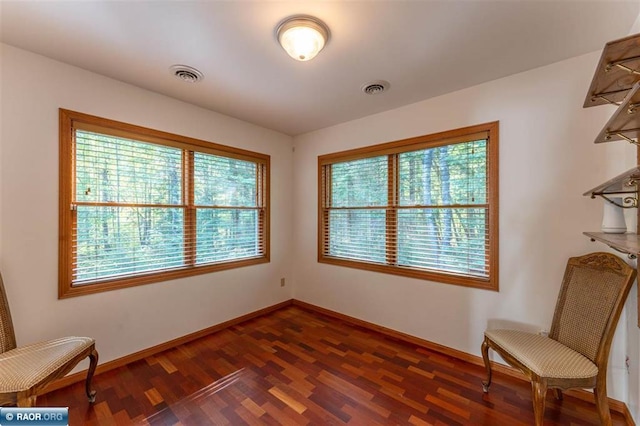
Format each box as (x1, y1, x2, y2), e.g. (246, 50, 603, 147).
(319, 123, 497, 289)
(397, 140, 489, 278)
(326, 156, 388, 263)
(74, 130, 185, 283)
(60, 109, 270, 297)
(193, 153, 263, 264)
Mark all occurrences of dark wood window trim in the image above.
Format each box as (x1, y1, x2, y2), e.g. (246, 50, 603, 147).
(318, 122, 499, 291)
(59, 109, 270, 298)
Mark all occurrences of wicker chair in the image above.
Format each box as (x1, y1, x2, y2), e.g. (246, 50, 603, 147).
(0, 273, 98, 407)
(481, 252, 636, 425)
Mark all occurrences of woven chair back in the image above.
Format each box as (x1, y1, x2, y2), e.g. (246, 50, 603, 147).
(0, 273, 17, 353)
(550, 253, 635, 364)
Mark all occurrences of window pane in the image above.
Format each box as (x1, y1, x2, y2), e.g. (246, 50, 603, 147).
(75, 130, 182, 205)
(328, 209, 386, 263)
(331, 156, 388, 207)
(397, 208, 488, 277)
(194, 153, 257, 206)
(196, 209, 260, 264)
(399, 140, 486, 206)
(74, 206, 184, 283)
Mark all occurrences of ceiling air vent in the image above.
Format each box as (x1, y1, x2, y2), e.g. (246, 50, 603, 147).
(361, 80, 390, 95)
(170, 65, 204, 83)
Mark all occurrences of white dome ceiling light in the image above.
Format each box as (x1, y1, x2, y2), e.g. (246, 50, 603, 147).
(276, 15, 330, 62)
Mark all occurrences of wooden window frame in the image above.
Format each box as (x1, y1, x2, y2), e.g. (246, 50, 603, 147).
(318, 122, 499, 291)
(59, 109, 270, 298)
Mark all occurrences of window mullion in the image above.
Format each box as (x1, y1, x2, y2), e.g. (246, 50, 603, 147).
(321, 164, 331, 257)
(258, 163, 266, 255)
(68, 129, 78, 283)
(184, 150, 196, 266)
(256, 164, 262, 255)
(386, 154, 398, 265)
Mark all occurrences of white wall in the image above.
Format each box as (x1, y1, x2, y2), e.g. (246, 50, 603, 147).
(292, 51, 636, 401)
(0, 44, 294, 367)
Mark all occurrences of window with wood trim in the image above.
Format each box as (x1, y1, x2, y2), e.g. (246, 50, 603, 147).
(59, 109, 269, 298)
(318, 122, 498, 290)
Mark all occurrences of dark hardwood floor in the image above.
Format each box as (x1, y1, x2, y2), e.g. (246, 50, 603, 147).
(40, 306, 628, 425)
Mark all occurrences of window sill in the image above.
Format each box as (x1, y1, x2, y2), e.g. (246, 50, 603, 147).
(318, 256, 497, 291)
(59, 256, 269, 299)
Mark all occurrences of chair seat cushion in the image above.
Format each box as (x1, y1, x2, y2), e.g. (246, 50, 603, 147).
(0, 336, 94, 392)
(485, 329, 598, 379)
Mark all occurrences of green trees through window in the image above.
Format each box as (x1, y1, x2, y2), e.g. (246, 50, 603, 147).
(397, 141, 488, 276)
(75, 131, 185, 281)
(319, 123, 498, 290)
(59, 110, 269, 297)
(329, 156, 388, 263)
(194, 153, 261, 264)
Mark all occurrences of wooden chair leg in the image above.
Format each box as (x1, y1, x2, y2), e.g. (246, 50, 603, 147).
(85, 348, 99, 403)
(481, 337, 492, 392)
(531, 379, 547, 426)
(17, 392, 36, 407)
(594, 376, 612, 426)
(553, 388, 563, 400)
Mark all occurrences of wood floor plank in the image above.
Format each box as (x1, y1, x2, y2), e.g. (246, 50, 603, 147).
(37, 306, 629, 425)
(267, 386, 307, 415)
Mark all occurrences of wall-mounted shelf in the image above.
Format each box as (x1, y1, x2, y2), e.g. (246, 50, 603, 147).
(585, 33, 640, 328)
(594, 82, 640, 145)
(584, 232, 639, 259)
(583, 165, 640, 208)
(584, 33, 640, 108)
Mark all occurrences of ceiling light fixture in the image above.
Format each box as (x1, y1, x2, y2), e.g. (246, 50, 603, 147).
(276, 15, 330, 62)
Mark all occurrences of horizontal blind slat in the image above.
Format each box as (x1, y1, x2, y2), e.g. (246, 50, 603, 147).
(71, 128, 266, 285)
(322, 135, 491, 281)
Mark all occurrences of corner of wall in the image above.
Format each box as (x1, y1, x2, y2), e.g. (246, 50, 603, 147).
(623, 12, 640, 425)
(630, 12, 640, 34)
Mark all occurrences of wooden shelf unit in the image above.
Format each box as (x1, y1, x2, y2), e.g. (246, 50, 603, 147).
(584, 33, 640, 108)
(583, 34, 640, 270)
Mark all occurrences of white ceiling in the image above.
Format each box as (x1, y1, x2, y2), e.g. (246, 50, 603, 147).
(1, 1, 639, 136)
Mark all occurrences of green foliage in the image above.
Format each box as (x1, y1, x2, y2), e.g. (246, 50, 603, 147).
(397, 208, 487, 275)
(75, 207, 184, 281)
(399, 141, 487, 205)
(74, 130, 261, 283)
(194, 153, 256, 206)
(196, 209, 259, 264)
(327, 140, 489, 278)
(331, 156, 388, 207)
(329, 210, 386, 263)
(76, 131, 182, 204)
